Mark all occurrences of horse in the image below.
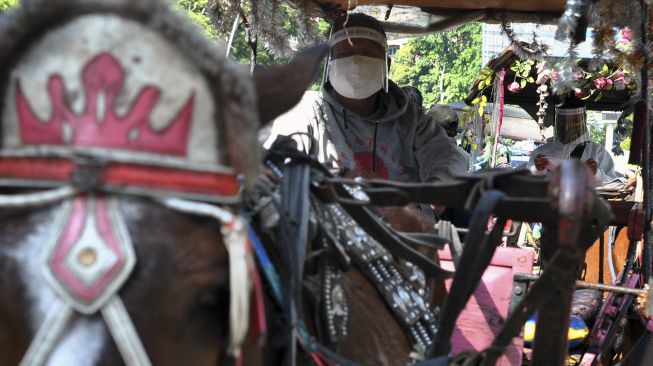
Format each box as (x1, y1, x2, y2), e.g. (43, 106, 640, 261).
(0, 0, 327, 364)
(244, 155, 438, 365)
(1, 2, 599, 365)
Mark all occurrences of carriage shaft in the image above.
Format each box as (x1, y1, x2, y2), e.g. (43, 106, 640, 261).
(514, 273, 646, 296)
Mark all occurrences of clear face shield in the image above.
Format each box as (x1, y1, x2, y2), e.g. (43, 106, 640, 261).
(555, 107, 588, 144)
(324, 26, 389, 99)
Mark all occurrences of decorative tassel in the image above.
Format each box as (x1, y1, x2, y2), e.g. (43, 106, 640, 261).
(556, 0, 589, 45)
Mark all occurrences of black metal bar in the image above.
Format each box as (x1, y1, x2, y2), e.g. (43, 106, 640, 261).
(514, 273, 647, 296)
(532, 160, 594, 366)
(641, 0, 652, 282)
(532, 274, 575, 366)
(599, 233, 605, 284)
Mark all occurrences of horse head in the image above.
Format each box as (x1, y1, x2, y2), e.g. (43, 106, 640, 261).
(0, 0, 325, 364)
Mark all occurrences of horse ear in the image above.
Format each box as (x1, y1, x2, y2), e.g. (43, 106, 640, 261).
(254, 44, 328, 126)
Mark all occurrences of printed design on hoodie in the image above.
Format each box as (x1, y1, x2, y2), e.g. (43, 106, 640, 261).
(353, 151, 389, 179)
(334, 136, 409, 180)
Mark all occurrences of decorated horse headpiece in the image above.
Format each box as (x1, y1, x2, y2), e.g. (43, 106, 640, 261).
(0, 0, 269, 364)
(0, 0, 261, 201)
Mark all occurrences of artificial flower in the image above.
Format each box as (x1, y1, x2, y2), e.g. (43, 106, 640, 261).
(508, 81, 522, 93)
(574, 88, 589, 98)
(593, 77, 610, 89)
(621, 28, 633, 42)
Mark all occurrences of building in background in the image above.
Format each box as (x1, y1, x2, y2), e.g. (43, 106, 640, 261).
(481, 24, 594, 65)
(388, 37, 410, 57)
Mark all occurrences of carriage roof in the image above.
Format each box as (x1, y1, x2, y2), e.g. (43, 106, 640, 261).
(292, 0, 566, 28)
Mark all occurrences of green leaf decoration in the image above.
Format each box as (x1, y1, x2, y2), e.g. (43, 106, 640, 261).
(520, 79, 527, 88)
(527, 77, 534, 83)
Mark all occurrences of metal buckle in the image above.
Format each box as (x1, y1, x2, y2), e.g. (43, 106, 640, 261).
(71, 155, 107, 191)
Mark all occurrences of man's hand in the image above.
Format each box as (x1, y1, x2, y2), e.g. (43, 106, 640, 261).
(534, 154, 549, 171)
(585, 159, 598, 175)
(341, 169, 377, 180)
(424, 177, 445, 215)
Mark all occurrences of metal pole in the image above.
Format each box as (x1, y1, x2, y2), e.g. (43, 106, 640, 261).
(640, 0, 652, 280)
(514, 273, 648, 296)
(225, 4, 243, 57)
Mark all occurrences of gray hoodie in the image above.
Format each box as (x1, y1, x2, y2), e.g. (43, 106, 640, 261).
(266, 81, 468, 182)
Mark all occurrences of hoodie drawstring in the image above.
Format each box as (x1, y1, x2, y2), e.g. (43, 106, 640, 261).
(372, 122, 378, 172)
(343, 110, 349, 129)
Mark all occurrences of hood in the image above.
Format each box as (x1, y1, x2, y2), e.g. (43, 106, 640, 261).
(321, 80, 408, 123)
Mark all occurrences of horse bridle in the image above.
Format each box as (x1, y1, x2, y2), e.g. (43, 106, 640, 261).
(0, 151, 253, 366)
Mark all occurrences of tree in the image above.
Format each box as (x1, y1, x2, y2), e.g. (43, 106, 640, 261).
(0, 0, 18, 11)
(391, 22, 482, 108)
(177, 0, 326, 69)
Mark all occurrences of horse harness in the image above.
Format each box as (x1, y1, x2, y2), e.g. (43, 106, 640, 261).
(0, 1, 264, 364)
(0, 153, 256, 366)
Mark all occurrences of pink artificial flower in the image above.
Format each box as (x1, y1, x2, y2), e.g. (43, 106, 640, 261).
(551, 71, 559, 81)
(574, 88, 588, 98)
(594, 77, 608, 89)
(465, 129, 473, 137)
(508, 81, 522, 93)
(538, 85, 548, 92)
(622, 28, 633, 41)
(573, 71, 583, 80)
(615, 70, 625, 79)
(536, 72, 549, 84)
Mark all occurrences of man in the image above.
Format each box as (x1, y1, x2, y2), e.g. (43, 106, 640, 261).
(426, 104, 470, 171)
(265, 13, 467, 183)
(526, 102, 618, 185)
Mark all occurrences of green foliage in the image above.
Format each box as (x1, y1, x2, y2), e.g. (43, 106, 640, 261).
(0, 0, 18, 11)
(176, 0, 326, 68)
(588, 120, 606, 147)
(390, 22, 482, 108)
(620, 136, 631, 151)
(175, 0, 219, 39)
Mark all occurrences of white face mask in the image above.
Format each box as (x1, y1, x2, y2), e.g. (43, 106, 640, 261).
(328, 55, 385, 99)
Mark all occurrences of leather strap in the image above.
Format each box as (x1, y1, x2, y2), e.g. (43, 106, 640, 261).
(428, 190, 506, 358)
(279, 161, 312, 366)
(339, 202, 453, 280)
(0, 156, 240, 203)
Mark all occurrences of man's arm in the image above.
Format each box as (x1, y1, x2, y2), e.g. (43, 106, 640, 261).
(413, 111, 468, 182)
(590, 144, 618, 184)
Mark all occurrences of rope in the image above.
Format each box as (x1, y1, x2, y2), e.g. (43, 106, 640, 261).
(0, 186, 78, 208)
(158, 197, 251, 358)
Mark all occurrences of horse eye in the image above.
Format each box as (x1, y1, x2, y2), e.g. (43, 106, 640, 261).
(197, 284, 229, 311)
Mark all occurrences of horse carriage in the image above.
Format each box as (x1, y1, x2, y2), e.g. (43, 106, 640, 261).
(0, 0, 651, 366)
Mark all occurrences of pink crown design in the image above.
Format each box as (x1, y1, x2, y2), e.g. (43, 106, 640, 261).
(15, 52, 194, 156)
